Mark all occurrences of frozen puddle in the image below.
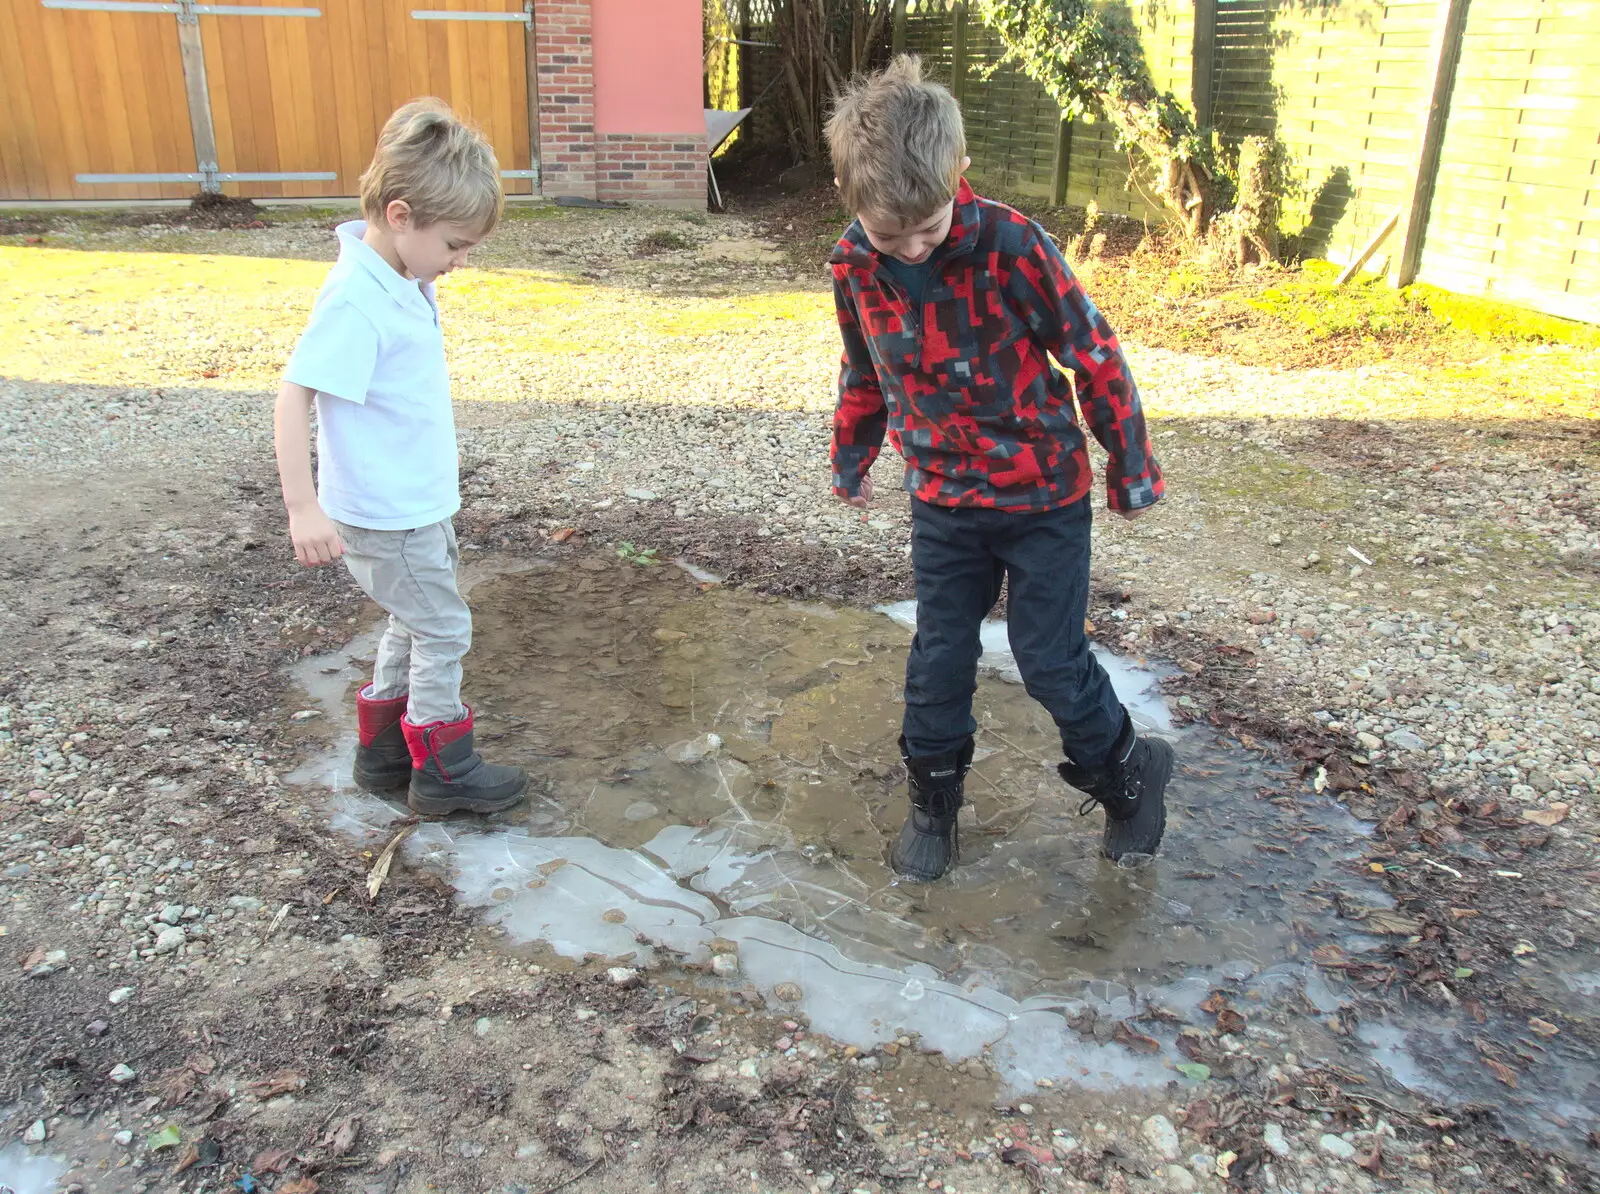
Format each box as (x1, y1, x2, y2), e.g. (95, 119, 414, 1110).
(0, 1143, 67, 1194)
(292, 562, 1596, 1154)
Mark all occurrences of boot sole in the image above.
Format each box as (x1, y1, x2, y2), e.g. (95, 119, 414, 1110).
(406, 777, 529, 816)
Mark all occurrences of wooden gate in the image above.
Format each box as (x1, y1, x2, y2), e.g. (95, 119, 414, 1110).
(0, 0, 537, 201)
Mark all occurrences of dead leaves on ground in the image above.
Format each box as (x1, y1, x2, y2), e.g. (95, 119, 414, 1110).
(244, 1069, 307, 1098)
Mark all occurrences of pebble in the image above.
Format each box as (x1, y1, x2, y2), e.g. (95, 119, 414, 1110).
(1163, 1163, 1199, 1193)
(1263, 1122, 1291, 1158)
(710, 952, 740, 978)
(108, 1063, 137, 1084)
(107, 987, 135, 1005)
(158, 903, 184, 925)
(153, 926, 186, 954)
(1141, 1114, 1181, 1161)
(607, 967, 642, 987)
(85, 1019, 109, 1037)
(24, 1119, 47, 1143)
(114, 1131, 134, 1146)
(1319, 1133, 1357, 1160)
(667, 732, 722, 765)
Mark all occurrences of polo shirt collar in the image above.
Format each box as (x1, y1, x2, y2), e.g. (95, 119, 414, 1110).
(336, 220, 435, 312)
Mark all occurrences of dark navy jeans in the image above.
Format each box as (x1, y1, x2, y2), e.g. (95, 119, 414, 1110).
(902, 495, 1125, 766)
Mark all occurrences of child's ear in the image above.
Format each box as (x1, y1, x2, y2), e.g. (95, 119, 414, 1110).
(384, 199, 413, 232)
(959, 155, 971, 174)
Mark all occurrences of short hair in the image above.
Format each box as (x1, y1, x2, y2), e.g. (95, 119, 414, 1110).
(359, 99, 503, 234)
(825, 55, 967, 224)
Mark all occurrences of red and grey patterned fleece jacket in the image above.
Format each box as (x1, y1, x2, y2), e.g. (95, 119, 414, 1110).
(830, 179, 1164, 513)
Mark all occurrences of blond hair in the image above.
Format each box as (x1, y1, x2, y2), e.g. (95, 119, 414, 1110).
(825, 55, 967, 224)
(359, 99, 503, 233)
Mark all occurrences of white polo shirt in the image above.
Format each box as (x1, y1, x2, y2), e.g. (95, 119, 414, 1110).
(285, 221, 460, 531)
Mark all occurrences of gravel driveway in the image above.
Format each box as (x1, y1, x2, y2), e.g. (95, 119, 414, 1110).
(0, 204, 1595, 1193)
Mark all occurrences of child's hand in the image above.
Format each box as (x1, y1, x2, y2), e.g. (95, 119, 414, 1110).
(838, 475, 875, 510)
(288, 506, 344, 566)
(1118, 506, 1150, 521)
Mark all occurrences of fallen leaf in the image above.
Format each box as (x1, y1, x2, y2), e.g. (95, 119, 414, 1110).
(251, 1147, 294, 1174)
(1454, 967, 1474, 979)
(1215, 1149, 1238, 1178)
(154, 1068, 197, 1107)
(1365, 910, 1423, 936)
(20, 946, 46, 970)
(1512, 940, 1537, 957)
(1528, 1017, 1559, 1038)
(319, 1115, 360, 1157)
(1520, 803, 1570, 827)
(1199, 992, 1228, 1015)
(1484, 1058, 1518, 1087)
(244, 1070, 305, 1098)
(549, 527, 577, 543)
(187, 1089, 228, 1123)
(146, 1123, 182, 1152)
(1357, 1138, 1384, 1176)
(184, 1053, 217, 1075)
(1113, 1021, 1160, 1054)
(1001, 1142, 1055, 1166)
(173, 1142, 200, 1173)
(1248, 609, 1277, 625)
(1180, 1099, 1219, 1139)
(1083, 617, 1095, 634)
(366, 824, 417, 900)
(1216, 1008, 1247, 1036)
(1176, 1062, 1211, 1081)
(277, 1180, 319, 1194)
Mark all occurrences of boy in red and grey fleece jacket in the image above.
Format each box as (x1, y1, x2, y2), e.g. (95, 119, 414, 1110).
(824, 55, 1172, 882)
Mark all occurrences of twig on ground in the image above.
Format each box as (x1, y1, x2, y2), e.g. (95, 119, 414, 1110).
(531, 1157, 604, 1194)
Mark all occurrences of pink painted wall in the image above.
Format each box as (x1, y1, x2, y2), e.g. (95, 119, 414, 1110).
(591, 0, 704, 136)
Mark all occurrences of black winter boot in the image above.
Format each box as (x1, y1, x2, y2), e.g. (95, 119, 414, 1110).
(353, 687, 413, 792)
(890, 736, 974, 882)
(402, 707, 528, 815)
(1058, 713, 1172, 862)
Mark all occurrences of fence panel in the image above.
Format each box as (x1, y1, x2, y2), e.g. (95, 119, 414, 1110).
(1417, 0, 1600, 322)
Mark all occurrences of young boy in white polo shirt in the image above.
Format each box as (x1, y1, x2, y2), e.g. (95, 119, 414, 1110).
(273, 99, 526, 815)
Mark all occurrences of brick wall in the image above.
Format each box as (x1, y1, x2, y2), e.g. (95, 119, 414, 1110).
(596, 134, 704, 207)
(534, 0, 597, 200)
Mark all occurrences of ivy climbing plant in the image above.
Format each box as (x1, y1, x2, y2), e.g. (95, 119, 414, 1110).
(972, 0, 1219, 236)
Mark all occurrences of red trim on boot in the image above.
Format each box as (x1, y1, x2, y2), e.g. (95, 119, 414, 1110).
(355, 686, 408, 747)
(401, 707, 474, 781)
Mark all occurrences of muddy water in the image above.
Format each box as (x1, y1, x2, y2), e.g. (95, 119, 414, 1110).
(291, 558, 1597, 1156)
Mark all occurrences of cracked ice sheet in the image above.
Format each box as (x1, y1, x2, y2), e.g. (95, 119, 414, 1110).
(330, 792, 1175, 1094)
(875, 601, 1174, 732)
(0, 1145, 67, 1194)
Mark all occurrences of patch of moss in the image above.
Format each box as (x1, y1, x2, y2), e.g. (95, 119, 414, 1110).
(1416, 286, 1600, 349)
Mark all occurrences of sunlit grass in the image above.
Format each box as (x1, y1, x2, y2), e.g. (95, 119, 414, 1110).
(0, 247, 835, 399)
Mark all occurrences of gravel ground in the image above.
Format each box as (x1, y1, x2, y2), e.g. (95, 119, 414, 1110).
(0, 205, 1596, 1194)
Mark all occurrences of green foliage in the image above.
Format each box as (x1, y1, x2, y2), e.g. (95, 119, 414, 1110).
(972, 0, 1216, 228)
(636, 229, 696, 255)
(617, 541, 661, 566)
(1246, 263, 1432, 342)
